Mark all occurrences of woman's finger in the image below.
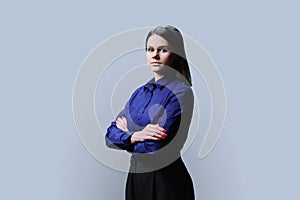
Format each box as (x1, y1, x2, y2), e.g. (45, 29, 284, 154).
(117, 118, 128, 131)
(154, 124, 166, 132)
(145, 135, 161, 140)
(116, 116, 129, 132)
(116, 120, 124, 130)
(147, 124, 166, 136)
(116, 122, 122, 130)
(116, 118, 123, 126)
(119, 116, 128, 128)
(143, 127, 165, 139)
(117, 117, 124, 125)
(122, 116, 128, 125)
(144, 131, 163, 139)
(152, 127, 166, 137)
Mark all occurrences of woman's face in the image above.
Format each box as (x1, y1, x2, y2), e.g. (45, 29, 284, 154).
(146, 34, 173, 73)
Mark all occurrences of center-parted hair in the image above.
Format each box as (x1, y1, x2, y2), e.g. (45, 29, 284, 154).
(145, 25, 192, 86)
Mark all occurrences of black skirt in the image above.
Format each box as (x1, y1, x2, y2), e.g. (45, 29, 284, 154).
(125, 156, 194, 200)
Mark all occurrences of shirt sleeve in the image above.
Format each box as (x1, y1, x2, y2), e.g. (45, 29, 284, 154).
(133, 87, 194, 153)
(105, 93, 137, 152)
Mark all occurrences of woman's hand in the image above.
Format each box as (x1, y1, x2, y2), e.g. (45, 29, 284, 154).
(131, 124, 167, 144)
(116, 116, 129, 132)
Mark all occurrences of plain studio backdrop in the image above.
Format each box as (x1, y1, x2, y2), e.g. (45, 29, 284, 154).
(0, 1, 299, 200)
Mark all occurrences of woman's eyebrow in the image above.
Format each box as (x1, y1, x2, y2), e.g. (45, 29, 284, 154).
(158, 45, 169, 48)
(146, 45, 169, 48)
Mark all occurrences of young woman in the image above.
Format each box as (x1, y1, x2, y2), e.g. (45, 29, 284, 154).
(105, 25, 195, 200)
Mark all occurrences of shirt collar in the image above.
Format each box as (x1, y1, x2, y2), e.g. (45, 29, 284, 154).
(144, 73, 177, 92)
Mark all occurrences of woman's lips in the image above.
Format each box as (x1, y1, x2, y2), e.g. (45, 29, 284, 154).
(151, 62, 161, 65)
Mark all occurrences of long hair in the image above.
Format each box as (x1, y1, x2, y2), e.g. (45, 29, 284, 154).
(145, 25, 192, 86)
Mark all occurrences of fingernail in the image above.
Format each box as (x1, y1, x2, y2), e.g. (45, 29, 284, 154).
(157, 138, 161, 140)
(162, 130, 166, 133)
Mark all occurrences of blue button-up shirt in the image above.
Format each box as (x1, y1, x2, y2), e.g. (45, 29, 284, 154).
(105, 74, 194, 155)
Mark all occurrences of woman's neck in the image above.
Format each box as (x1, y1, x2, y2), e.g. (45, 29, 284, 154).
(154, 73, 164, 82)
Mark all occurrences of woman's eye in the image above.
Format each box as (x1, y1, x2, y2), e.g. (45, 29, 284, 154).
(159, 47, 168, 53)
(147, 47, 154, 52)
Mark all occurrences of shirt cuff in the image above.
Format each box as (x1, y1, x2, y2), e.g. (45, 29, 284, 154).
(121, 131, 134, 152)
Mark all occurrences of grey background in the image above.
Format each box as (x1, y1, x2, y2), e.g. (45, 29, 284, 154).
(0, 0, 299, 200)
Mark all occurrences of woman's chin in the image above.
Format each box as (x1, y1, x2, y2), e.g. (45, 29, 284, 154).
(149, 66, 162, 71)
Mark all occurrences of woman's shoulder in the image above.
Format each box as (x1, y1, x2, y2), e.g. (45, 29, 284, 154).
(168, 78, 193, 96)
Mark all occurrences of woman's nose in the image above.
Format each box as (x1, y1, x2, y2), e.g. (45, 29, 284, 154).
(153, 54, 159, 60)
(152, 50, 160, 59)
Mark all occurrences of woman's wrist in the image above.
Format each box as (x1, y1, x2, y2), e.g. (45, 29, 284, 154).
(130, 132, 136, 144)
(131, 131, 141, 144)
